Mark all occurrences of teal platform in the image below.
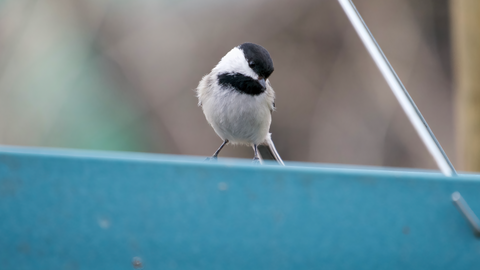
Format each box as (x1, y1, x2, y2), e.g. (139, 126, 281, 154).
(1, 146, 479, 269)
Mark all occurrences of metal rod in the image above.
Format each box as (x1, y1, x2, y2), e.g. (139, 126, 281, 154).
(338, 0, 457, 176)
(452, 192, 480, 236)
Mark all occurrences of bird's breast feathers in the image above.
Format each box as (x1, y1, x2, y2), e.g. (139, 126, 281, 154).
(197, 73, 275, 144)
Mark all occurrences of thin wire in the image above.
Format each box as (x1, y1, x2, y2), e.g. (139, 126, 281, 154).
(338, 0, 457, 176)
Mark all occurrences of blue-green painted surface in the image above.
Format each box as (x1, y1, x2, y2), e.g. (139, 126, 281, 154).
(1, 146, 480, 270)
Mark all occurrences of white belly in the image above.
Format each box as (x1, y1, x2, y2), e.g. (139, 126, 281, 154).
(201, 89, 272, 145)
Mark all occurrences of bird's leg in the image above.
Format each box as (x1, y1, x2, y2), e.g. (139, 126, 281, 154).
(208, 140, 229, 160)
(252, 144, 260, 164)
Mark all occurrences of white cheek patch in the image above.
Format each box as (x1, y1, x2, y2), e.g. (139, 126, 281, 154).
(212, 47, 258, 79)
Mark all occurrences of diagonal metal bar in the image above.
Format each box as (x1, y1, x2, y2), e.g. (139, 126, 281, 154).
(452, 192, 480, 236)
(338, 0, 457, 176)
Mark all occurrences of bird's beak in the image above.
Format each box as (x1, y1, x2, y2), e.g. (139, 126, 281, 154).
(258, 77, 266, 90)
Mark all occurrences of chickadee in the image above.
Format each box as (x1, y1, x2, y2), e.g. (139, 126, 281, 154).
(197, 42, 284, 165)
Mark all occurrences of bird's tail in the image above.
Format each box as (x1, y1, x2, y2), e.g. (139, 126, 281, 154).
(258, 133, 285, 166)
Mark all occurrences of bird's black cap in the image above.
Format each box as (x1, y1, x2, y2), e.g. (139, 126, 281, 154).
(239, 43, 274, 79)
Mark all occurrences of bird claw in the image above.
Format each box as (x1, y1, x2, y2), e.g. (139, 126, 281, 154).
(252, 157, 260, 165)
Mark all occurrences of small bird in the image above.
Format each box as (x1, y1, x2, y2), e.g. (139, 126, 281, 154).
(196, 42, 284, 165)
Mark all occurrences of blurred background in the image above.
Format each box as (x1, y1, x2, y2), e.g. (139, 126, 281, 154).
(0, 0, 463, 170)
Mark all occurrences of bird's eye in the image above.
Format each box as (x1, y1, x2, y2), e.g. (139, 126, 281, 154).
(249, 61, 256, 68)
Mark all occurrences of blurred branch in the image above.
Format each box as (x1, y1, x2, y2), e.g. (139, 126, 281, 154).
(451, 0, 480, 171)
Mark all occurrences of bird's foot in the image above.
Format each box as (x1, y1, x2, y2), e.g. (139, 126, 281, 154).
(252, 157, 261, 165)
